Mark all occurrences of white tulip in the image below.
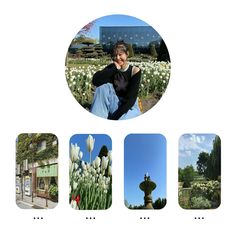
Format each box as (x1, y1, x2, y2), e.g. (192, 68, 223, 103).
(101, 156, 109, 173)
(86, 135, 95, 164)
(70, 143, 80, 162)
(84, 170, 88, 177)
(96, 167, 101, 174)
(106, 177, 111, 184)
(79, 151, 83, 159)
(71, 200, 78, 209)
(74, 163, 78, 171)
(86, 135, 95, 152)
(75, 171, 80, 178)
(69, 159, 72, 172)
(73, 181, 78, 190)
(108, 166, 112, 176)
(108, 151, 112, 162)
(91, 167, 96, 175)
(94, 156, 101, 168)
(81, 161, 86, 170)
(92, 176, 95, 183)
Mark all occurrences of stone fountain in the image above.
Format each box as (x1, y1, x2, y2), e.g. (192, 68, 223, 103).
(139, 173, 156, 209)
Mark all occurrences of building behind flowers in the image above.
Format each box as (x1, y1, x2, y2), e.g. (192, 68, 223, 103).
(16, 133, 58, 203)
(100, 26, 161, 50)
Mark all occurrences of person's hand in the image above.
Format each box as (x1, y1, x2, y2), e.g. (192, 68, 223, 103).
(113, 61, 121, 70)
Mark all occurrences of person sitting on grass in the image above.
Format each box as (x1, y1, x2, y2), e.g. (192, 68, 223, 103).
(90, 41, 142, 120)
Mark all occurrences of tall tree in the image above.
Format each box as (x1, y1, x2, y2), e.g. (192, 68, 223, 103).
(127, 43, 134, 58)
(150, 43, 157, 58)
(196, 135, 221, 180)
(210, 135, 221, 179)
(197, 152, 210, 175)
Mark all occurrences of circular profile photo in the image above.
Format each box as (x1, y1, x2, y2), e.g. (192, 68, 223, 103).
(65, 14, 171, 120)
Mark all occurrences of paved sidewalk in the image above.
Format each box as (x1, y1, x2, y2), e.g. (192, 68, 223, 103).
(16, 194, 58, 209)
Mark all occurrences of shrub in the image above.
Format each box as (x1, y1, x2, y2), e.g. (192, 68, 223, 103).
(48, 184, 58, 201)
(191, 181, 220, 201)
(190, 181, 220, 208)
(190, 196, 211, 209)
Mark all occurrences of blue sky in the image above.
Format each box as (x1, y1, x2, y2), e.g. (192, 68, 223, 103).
(77, 14, 149, 40)
(124, 134, 166, 207)
(70, 134, 112, 163)
(179, 134, 218, 169)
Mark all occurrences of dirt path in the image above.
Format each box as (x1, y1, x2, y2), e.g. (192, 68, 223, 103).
(140, 97, 159, 113)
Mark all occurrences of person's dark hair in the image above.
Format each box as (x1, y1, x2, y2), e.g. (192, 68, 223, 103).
(112, 40, 129, 58)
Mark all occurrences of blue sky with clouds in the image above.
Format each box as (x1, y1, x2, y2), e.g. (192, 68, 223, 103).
(179, 134, 217, 169)
(124, 134, 166, 207)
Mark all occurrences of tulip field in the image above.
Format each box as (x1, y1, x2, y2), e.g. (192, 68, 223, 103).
(65, 59, 171, 111)
(69, 135, 112, 210)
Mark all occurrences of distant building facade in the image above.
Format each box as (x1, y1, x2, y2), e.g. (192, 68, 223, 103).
(99, 26, 161, 48)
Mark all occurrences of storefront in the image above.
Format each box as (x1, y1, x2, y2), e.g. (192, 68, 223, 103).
(24, 176, 31, 196)
(16, 171, 33, 196)
(36, 164, 58, 200)
(16, 176, 21, 194)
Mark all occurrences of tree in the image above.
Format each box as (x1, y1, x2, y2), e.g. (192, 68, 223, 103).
(178, 168, 184, 182)
(124, 199, 130, 208)
(153, 198, 166, 209)
(80, 37, 96, 47)
(197, 152, 210, 175)
(94, 44, 105, 57)
(127, 43, 134, 58)
(182, 165, 195, 188)
(79, 21, 95, 36)
(71, 36, 86, 45)
(150, 43, 157, 58)
(77, 37, 99, 58)
(157, 39, 170, 62)
(98, 145, 108, 158)
(196, 135, 221, 180)
(210, 135, 221, 180)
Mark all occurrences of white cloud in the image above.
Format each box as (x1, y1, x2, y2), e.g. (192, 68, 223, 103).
(179, 134, 212, 158)
(179, 134, 215, 168)
(180, 134, 209, 151)
(179, 135, 199, 151)
(196, 136, 201, 143)
(189, 134, 205, 144)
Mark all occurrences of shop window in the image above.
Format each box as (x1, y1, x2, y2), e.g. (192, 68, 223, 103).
(50, 177, 57, 186)
(38, 178, 45, 190)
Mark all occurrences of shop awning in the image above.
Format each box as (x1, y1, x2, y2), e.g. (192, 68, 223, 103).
(37, 164, 58, 177)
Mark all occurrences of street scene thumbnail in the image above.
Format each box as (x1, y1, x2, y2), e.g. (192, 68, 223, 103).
(16, 133, 58, 209)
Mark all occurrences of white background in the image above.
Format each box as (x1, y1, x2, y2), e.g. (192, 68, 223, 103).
(0, 0, 236, 235)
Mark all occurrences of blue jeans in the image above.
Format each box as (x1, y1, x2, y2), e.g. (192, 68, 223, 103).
(90, 83, 141, 120)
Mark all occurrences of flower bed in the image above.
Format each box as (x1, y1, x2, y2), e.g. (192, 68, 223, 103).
(65, 60, 171, 109)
